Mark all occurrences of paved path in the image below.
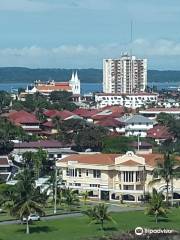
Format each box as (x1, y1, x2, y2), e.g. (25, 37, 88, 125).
(0, 203, 144, 225)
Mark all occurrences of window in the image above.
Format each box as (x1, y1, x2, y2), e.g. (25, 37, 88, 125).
(136, 171, 140, 182)
(49, 154, 54, 158)
(123, 171, 134, 182)
(78, 169, 82, 177)
(93, 170, 101, 178)
(69, 168, 77, 177)
(86, 169, 89, 176)
(66, 168, 69, 176)
(90, 184, 100, 188)
(75, 183, 81, 186)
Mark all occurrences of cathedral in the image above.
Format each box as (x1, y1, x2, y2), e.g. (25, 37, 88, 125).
(25, 71, 81, 96)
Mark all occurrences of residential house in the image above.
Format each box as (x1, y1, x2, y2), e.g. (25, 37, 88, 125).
(12, 140, 77, 162)
(0, 156, 12, 182)
(139, 108, 180, 120)
(7, 110, 40, 134)
(57, 152, 180, 202)
(147, 125, 173, 144)
(118, 115, 155, 137)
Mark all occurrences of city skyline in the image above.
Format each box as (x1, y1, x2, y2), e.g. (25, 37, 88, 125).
(1, 0, 180, 69)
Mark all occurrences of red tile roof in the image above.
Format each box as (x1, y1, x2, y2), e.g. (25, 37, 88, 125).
(96, 118, 124, 127)
(44, 110, 76, 120)
(53, 110, 77, 120)
(0, 156, 10, 166)
(14, 140, 72, 149)
(8, 110, 39, 124)
(43, 110, 58, 118)
(59, 153, 180, 167)
(60, 154, 120, 165)
(42, 121, 53, 128)
(92, 106, 125, 120)
(37, 82, 71, 92)
(73, 108, 99, 118)
(147, 125, 173, 140)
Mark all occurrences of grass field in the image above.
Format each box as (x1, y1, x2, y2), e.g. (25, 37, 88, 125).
(0, 209, 179, 240)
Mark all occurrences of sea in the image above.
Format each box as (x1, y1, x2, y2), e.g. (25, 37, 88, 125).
(0, 82, 179, 94)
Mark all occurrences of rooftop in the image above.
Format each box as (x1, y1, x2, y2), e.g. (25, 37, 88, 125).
(140, 108, 180, 113)
(147, 125, 173, 139)
(0, 156, 10, 166)
(14, 140, 73, 149)
(8, 110, 39, 124)
(120, 114, 154, 124)
(58, 153, 180, 167)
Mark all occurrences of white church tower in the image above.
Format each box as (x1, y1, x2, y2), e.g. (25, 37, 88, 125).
(69, 71, 81, 95)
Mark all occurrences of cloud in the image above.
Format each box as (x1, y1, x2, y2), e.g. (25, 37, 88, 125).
(1, 39, 180, 68)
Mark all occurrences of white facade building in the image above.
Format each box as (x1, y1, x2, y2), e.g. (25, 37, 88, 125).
(103, 55, 147, 94)
(69, 71, 81, 95)
(118, 115, 155, 137)
(57, 152, 180, 202)
(95, 93, 158, 109)
(25, 71, 81, 96)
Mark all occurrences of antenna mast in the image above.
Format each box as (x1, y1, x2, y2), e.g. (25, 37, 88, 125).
(130, 20, 133, 57)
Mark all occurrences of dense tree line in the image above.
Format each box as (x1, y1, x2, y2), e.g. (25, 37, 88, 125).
(0, 67, 102, 83)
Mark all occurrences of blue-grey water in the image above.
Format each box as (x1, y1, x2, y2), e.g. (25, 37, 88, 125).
(0, 82, 103, 94)
(0, 82, 179, 94)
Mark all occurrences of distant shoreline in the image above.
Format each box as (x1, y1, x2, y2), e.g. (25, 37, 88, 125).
(0, 68, 180, 83)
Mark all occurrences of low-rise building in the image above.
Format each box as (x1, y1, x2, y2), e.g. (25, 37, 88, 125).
(95, 93, 158, 109)
(0, 156, 12, 181)
(57, 152, 180, 202)
(118, 114, 155, 137)
(139, 108, 180, 119)
(7, 110, 40, 134)
(147, 125, 173, 144)
(25, 71, 81, 95)
(12, 140, 77, 162)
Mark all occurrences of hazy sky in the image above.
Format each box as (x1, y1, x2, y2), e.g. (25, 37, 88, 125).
(1, 0, 180, 69)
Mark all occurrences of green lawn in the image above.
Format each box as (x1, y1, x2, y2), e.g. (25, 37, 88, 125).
(0, 209, 179, 240)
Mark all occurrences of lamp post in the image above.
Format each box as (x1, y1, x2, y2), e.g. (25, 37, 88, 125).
(137, 134, 140, 152)
(54, 162, 57, 215)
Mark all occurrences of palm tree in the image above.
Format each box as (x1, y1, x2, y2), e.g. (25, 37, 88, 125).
(63, 188, 79, 211)
(11, 199, 44, 234)
(10, 169, 46, 234)
(81, 191, 89, 205)
(84, 203, 115, 230)
(145, 188, 168, 224)
(152, 153, 177, 206)
(32, 148, 47, 179)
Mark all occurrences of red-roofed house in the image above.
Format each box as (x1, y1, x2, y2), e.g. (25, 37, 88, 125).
(44, 110, 81, 121)
(96, 118, 125, 133)
(147, 125, 173, 144)
(8, 110, 40, 133)
(91, 106, 126, 123)
(57, 151, 180, 202)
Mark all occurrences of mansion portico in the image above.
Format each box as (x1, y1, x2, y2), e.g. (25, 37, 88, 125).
(56, 152, 180, 202)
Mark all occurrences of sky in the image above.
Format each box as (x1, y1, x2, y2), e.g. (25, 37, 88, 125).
(0, 0, 180, 69)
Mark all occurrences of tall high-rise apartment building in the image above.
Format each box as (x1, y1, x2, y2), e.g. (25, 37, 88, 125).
(103, 55, 147, 94)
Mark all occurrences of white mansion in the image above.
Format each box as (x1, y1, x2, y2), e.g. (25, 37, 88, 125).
(57, 152, 180, 202)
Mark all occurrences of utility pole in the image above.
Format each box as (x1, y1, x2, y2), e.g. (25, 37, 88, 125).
(137, 134, 140, 152)
(54, 163, 57, 214)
